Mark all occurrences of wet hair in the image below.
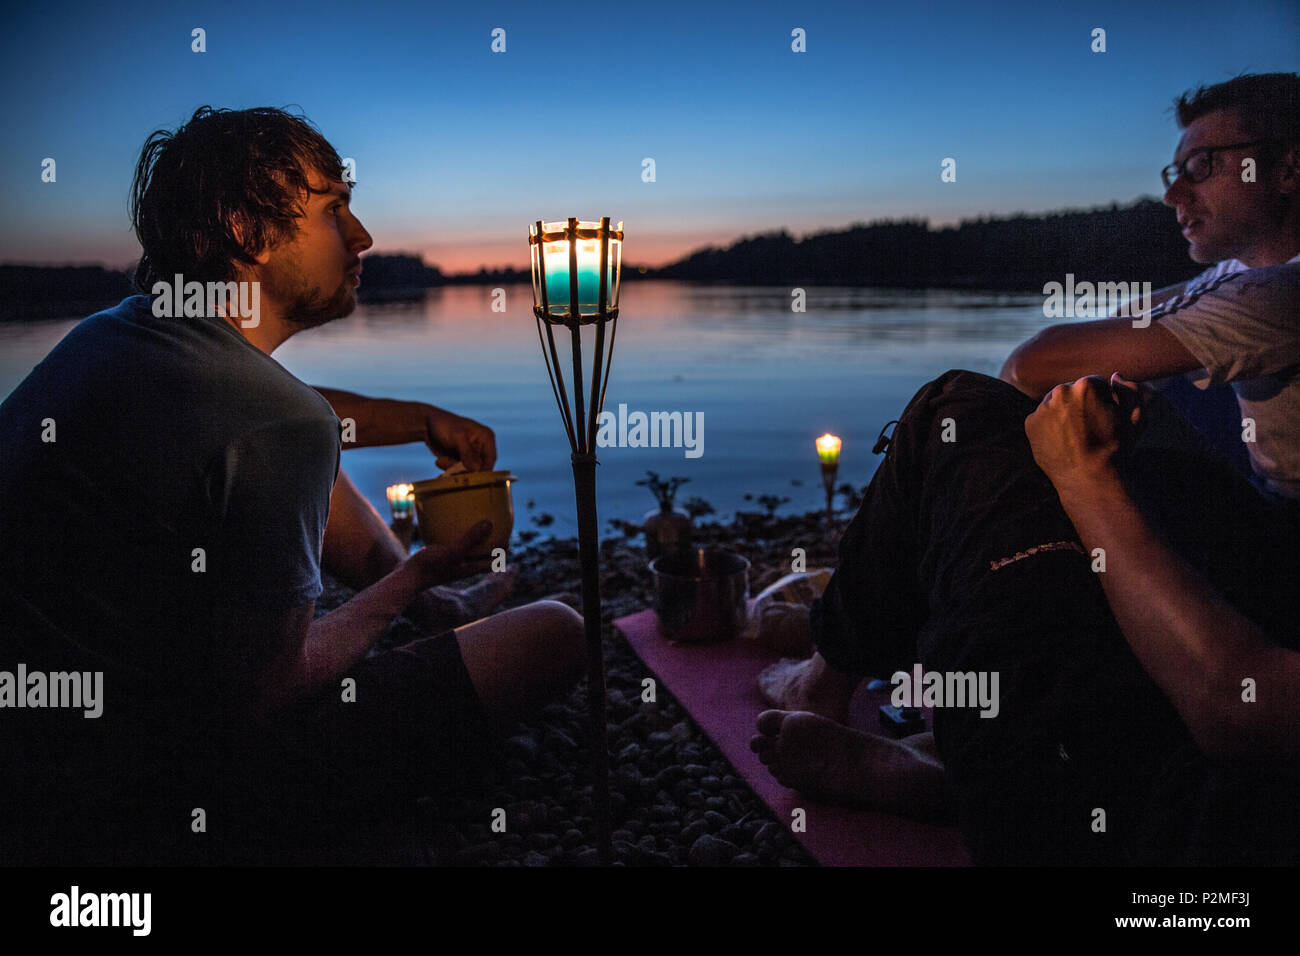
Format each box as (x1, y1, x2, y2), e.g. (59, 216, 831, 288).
(1173, 72, 1300, 163)
(129, 106, 347, 292)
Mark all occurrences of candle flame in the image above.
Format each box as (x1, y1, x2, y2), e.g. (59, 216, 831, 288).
(816, 434, 842, 456)
(387, 483, 415, 520)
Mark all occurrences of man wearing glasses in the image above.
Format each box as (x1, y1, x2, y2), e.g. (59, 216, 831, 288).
(753, 73, 1299, 864)
(1002, 73, 1299, 416)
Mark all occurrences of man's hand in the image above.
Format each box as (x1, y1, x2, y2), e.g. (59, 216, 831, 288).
(424, 409, 498, 472)
(403, 519, 495, 590)
(1025, 373, 1144, 498)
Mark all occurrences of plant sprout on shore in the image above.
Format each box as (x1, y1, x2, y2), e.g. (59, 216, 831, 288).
(636, 471, 689, 511)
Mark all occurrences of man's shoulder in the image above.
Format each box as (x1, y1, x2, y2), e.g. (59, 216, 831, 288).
(54, 293, 231, 358)
(1186, 254, 1300, 293)
(1160, 259, 1300, 316)
(1186, 259, 1244, 292)
(61, 295, 333, 416)
(50, 293, 152, 346)
(1, 294, 337, 473)
(1232, 259, 1300, 291)
(92, 292, 153, 320)
(1196, 261, 1300, 318)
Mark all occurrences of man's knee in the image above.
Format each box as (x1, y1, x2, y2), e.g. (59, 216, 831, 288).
(885, 369, 1041, 465)
(917, 369, 1035, 417)
(527, 599, 585, 672)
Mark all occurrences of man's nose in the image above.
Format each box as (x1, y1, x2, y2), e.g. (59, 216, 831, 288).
(1162, 176, 1189, 208)
(351, 217, 373, 253)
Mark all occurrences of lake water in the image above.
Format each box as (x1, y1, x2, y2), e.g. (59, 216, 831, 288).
(0, 282, 1052, 538)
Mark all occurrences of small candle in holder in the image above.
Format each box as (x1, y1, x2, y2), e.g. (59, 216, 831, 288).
(386, 483, 415, 520)
(386, 483, 416, 549)
(815, 434, 842, 521)
(816, 433, 842, 466)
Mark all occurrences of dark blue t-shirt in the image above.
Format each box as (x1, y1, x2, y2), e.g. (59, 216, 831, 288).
(0, 294, 341, 698)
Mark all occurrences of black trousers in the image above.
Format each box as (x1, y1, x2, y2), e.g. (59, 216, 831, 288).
(811, 369, 1300, 865)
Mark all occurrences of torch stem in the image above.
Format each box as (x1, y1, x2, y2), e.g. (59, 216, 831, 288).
(571, 452, 612, 864)
(821, 461, 838, 523)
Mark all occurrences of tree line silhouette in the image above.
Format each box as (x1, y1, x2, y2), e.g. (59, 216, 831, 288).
(1, 198, 1202, 319)
(653, 198, 1199, 290)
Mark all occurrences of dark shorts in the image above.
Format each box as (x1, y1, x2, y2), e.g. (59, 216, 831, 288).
(0, 591, 498, 864)
(247, 629, 498, 820)
(116, 629, 501, 863)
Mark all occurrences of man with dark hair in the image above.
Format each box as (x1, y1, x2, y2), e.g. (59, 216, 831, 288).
(1003, 72, 1300, 417)
(0, 106, 584, 865)
(129, 106, 514, 629)
(751, 74, 1300, 864)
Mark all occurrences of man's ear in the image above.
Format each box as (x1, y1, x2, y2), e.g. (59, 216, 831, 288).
(1275, 143, 1300, 196)
(229, 218, 273, 266)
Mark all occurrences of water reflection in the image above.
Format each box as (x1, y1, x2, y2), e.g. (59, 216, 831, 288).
(3, 281, 1056, 536)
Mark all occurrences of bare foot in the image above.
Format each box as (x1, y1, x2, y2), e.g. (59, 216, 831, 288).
(750, 602, 815, 656)
(406, 569, 519, 631)
(749, 710, 947, 820)
(453, 568, 519, 618)
(757, 653, 855, 722)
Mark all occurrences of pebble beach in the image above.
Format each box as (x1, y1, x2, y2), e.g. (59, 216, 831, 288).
(315, 509, 847, 866)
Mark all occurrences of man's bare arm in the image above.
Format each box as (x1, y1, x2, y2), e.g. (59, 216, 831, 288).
(1027, 378, 1300, 764)
(999, 281, 1200, 399)
(230, 524, 493, 717)
(227, 558, 432, 719)
(323, 467, 408, 590)
(1057, 471, 1299, 762)
(312, 386, 497, 470)
(312, 386, 436, 448)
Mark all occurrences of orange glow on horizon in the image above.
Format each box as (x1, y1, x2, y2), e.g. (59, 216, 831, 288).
(381, 228, 737, 275)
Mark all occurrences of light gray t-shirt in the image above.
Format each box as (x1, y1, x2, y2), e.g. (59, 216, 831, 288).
(1152, 253, 1300, 499)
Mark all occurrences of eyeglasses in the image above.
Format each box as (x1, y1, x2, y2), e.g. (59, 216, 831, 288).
(1161, 140, 1272, 189)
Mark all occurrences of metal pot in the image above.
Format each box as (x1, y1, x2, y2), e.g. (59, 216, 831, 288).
(649, 548, 750, 643)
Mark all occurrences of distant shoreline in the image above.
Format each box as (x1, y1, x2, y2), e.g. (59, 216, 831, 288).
(0, 197, 1200, 321)
(0, 274, 1049, 323)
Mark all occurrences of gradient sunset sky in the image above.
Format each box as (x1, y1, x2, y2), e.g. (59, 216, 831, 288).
(2, 0, 1295, 273)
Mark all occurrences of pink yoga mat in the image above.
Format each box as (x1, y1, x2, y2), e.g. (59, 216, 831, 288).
(615, 608, 970, 866)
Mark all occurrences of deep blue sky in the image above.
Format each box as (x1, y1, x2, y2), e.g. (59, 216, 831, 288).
(3, 0, 1296, 271)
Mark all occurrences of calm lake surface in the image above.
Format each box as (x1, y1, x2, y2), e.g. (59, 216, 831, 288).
(0, 282, 1052, 538)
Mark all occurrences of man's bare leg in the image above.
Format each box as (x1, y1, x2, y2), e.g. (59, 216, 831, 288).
(750, 711, 947, 820)
(757, 651, 857, 723)
(450, 600, 585, 721)
(322, 467, 516, 629)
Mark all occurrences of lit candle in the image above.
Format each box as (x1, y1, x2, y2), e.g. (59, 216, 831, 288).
(532, 220, 623, 319)
(816, 433, 842, 466)
(816, 434, 841, 523)
(386, 483, 415, 520)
